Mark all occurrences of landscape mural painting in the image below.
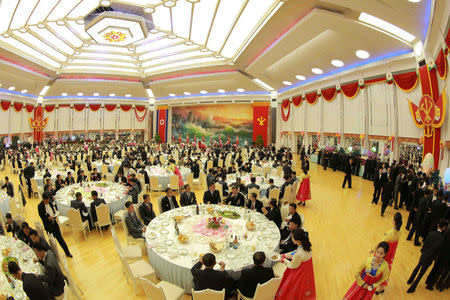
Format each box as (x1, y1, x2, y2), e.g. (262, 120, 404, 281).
(172, 104, 253, 144)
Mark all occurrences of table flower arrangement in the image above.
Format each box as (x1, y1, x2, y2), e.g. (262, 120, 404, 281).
(207, 216, 223, 229)
(192, 217, 231, 238)
(1, 249, 17, 289)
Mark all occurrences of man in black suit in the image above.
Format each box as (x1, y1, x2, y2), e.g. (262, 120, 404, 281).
(372, 168, 386, 204)
(246, 192, 263, 213)
(246, 177, 260, 191)
(263, 199, 282, 228)
(180, 184, 197, 206)
(282, 160, 292, 178)
(425, 225, 450, 290)
(225, 186, 245, 207)
(90, 168, 101, 181)
(342, 158, 353, 188)
(278, 175, 291, 201)
(265, 178, 277, 199)
(217, 174, 229, 197)
(124, 201, 146, 238)
(30, 229, 50, 251)
(203, 183, 221, 205)
(5, 213, 20, 237)
(427, 191, 448, 235)
(407, 219, 447, 293)
(1, 176, 14, 197)
(161, 188, 179, 212)
(70, 192, 90, 227)
(38, 194, 72, 257)
(76, 170, 87, 183)
(283, 203, 301, 228)
(33, 243, 67, 299)
(191, 253, 233, 299)
(380, 176, 394, 216)
(8, 261, 52, 300)
(232, 177, 246, 194)
(18, 222, 33, 246)
(65, 171, 75, 185)
(279, 217, 301, 254)
(90, 190, 107, 224)
(407, 189, 428, 246)
(24, 162, 35, 198)
(237, 252, 274, 298)
(139, 194, 156, 225)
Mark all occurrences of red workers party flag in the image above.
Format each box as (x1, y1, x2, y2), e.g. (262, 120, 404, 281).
(252, 103, 270, 146)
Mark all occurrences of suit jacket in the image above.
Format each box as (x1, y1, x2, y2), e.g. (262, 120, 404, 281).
(266, 207, 282, 228)
(38, 201, 59, 233)
(70, 199, 90, 222)
(139, 202, 156, 225)
(430, 201, 448, 229)
(18, 229, 32, 246)
(65, 176, 75, 185)
(203, 190, 221, 204)
(246, 183, 260, 192)
(246, 199, 263, 213)
(76, 175, 87, 183)
(191, 262, 233, 297)
(90, 172, 101, 181)
(420, 230, 444, 264)
(38, 250, 66, 297)
(225, 192, 245, 207)
(90, 198, 107, 223)
(279, 227, 297, 254)
(1, 182, 14, 197)
(381, 181, 394, 201)
(279, 182, 290, 199)
(265, 185, 277, 199)
(6, 220, 20, 237)
(161, 195, 179, 213)
(125, 212, 144, 238)
(180, 191, 197, 206)
(22, 272, 53, 300)
(237, 265, 275, 298)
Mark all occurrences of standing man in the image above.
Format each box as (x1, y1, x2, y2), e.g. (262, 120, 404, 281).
(380, 176, 394, 216)
(24, 162, 35, 198)
(1, 176, 14, 197)
(372, 168, 385, 204)
(342, 158, 353, 189)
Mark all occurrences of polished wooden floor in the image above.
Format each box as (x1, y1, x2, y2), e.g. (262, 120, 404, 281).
(2, 158, 449, 300)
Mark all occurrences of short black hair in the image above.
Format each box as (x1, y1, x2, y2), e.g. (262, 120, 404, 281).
(5, 176, 8, 181)
(202, 253, 216, 267)
(251, 177, 256, 183)
(5, 213, 12, 219)
(29, 229, 39, 237)
(376, 241, 390, 256)
(21, 222, 29, 230)
(91, 190, 98, 197)
(438, 218, 448, 230)
(165, 188, 171, 193)
(143, 194, 149, 200)
(269, 198, 277, 207)
(253, 251, 266, 266)
(32, 243, 47, 252)
(269, 178, 274, 184)
(125, 201, 133, 208)
(251, 192, 257, 199)
(42, 193, 49, 200)
(8, 261, 20, 275)
(75, 192, 82, 198)
(289, 203, 297, 209)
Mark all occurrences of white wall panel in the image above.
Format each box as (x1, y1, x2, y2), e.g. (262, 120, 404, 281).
(343, 92, 364, 134)
(368, 83, 388, 136)
(58, 107, 70, 132)
(134, 109, 146, 130)
(104, 110, 116, 130)
(43, 110, 55, 133)
(292, 104, 305, 131)
(397, 84, 422, 138)
(72, 110, 85, 131)
(119, 109, 131, 130)
(11, 110, 22, 134)
(307, 102, 321, 132)
(22, 109, 33, 133)
(88, 109, 101, 131)
(323, 98, 340, 133)
(0, 110, 10, 135)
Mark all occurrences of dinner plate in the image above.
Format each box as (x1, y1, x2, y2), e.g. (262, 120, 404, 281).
(257, 235, 266, 241)
(155, 246, 168, 254)
(164, 240, 174, 246)
(161, 221, 170, 226)
(178, 249, 189, 256)
(269, 233, 279, 240)
(160, 229, 169, 235)
(148, 232, 157, 239)
(225, 252, 237, 260)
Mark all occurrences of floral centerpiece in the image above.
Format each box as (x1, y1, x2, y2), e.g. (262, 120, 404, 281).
(1, 249, 17, 289)
(207, 216, 224, 229)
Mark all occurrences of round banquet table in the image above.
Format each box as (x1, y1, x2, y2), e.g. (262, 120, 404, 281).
(145, 204, 280, 293)
(145, 166, 191, 189)
(33, 168, 75, 187)
(226, 174, 284, 197)
(0, 236, 44, 300)
(55, 181, 129, 224)
(93, 159, 122, 173)
(0, 191, 10, 221)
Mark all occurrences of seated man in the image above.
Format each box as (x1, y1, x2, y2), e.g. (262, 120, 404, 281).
(191, 253, 234, 299)
(114, 171, 127, 184)
(180, 184, 197, 206)
(70, 192, 90, 226)
(65, 172, 75, 185)
(5, 213, 20, 237)
(246, 177, 260, 191)
(161, 188, 179, 212)
(18, 222, 33, 246)
(90, 168, 101, 181)
(139, 194, 156, 226)
(283, 203, 301, 228)
(278, 175, 291, 200)
(127, 178, 140, 204)
(29, 229, 50, 251)
(237, 252, 274, 298)
(279, 218, 301, 254)
(233, 177, 246, 194)
(124, 201, 145, 238)
(246, 193, 263, 213)
(225, 186, 245, 207)
(76, 170, 87, 184)
(265, 178, 277, 199)
(203, 183, 221, 205)
(262, 199, 282, 229)
(90, 191, 107, 224)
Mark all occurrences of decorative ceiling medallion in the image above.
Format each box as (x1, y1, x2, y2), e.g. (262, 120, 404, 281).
(103, 30, 127, 43)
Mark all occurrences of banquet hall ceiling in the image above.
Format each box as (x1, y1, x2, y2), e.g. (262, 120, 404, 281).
(0, 0, 433, 99)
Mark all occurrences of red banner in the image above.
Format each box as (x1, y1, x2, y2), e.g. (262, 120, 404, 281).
(25, 104, 34, 113)
(44, 105, 55, 113)
(341, 82, 359, 98)
(393, 71, 418, 92)
(13, 103, 23, 112)
(292, 95, 303, 106)
(157, 107, 168, 143)
(30, 106, 47, 144)
(321, 87, 336, 102)
(105, 104, 117, 111)
(253, 103, 270, 146)
(135, 105, 146, 112)
(89, 104, 101, 111)
(305, 92, 318, 104)
(435, 49, 447, 79)
(73, 104, 85, 112)
(1, 101, 11, 111)
(120, 104, 132, 112)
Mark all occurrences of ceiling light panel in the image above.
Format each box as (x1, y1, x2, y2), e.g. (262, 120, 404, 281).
(9, 0, 39, 30)
(139, 44, 199, 61)
(144, 56, 226, 74)
(67, 0, 99, 19)
(70, 59, 137, 68)
(358, 12, 416, 43)
(27, 0, 58, 25)
(172, 0, 192, 38)
(142, 50, 208, 67)
(88, 44, 132, 54)
(29, 26, 75, 55)
(13, 31, 67, 61)
(47, 22, 83, 47)
(152, 6, 171, 32)
(191, 0, 217, 45)
(136, 38, 183, 56)
(77, 52, 135, 61)
(66, 20, 92, 40)
(63, 65, 140, 73)
(207, 0, 245, 52)
(0, 0, 18, 32)
(47, 0, 79, 21)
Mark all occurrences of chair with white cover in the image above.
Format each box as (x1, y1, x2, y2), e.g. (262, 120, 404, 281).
(281, 185, 292, 205)
(262, 166, 271, 178)
(0, 217, 6, 238)
(117, 248, 156, 295)
(10, 196, 24, 217)
(30, 178, 39, 198)
(193, 172, 206, 190)
(268, 188, 280, 201)
(270, 169, 278, 177)
(111, 227, 142, 261)
(94, 204, 112, 237)
(192, 288, 225, 300)
(157, 195, 164, 214)
(105, 173, 115, 181)
(67, 208, 90, 240)
(48, 234, 63, 265)
(139, 277, 184, 300)
(260, 197, 269, 207)
(168, 175, 180, 193)
(247, 188, 260, 200)
(215, 182, 224, 202)
(101, 164, 109, 178)
(237, 277, 282, 300)
(60, 252, 83, 300)
(272, 262, 287, 278)
(280, 205, 289, 222)
(121, 211, 145, 246)
(290, 180, 300, 204)
(34, 221, 48, 240)
(218, 159, 223, 168)
(186, 173, 194, 187)
(150, 176, 162, 192)
(206, 160, 213, 170)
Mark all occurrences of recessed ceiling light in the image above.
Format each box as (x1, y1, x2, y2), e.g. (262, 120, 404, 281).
(282, 81, 292, 86)
(100, 0, 111, 6)
(150, 29, 159, 34)
(76, 19, 85, 25)
(200, 90, 208, 94)
(74, 51, 80, 55)
(2, 33, 10, 38)
(163, 0, 176, 8)
(218, 89, 225, 93)
(77, 92, 83, 96)
(61, 92, 68, 96)
(93, 92, 99, 96)
(21, 89, 27, 93)
(169, 93, 176, 97)
(355, 50, 370, 59)
(311, 68, 323, 75)
(296, 75, 306, 80)
(200, 48, 209, 52)
(331, 59, 344, 67)
(408, 0, 421, 2)
(125, 94, 131, 97)
(168, 34, 177, 39)
(56, 20, 65, 26)
(184, 92, 191, 95)
(237, 88, 245, 92)
(8, 87, 15, 91)
(37, 23, 46, 29)
(144, 7, 155, 14)
(185, 41, 194, 46)
(18, 28, 27, 33)
(109, 93, 115, 97)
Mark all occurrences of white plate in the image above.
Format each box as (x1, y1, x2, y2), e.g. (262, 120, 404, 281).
(155, 246, 168, 254)
(148, 232, 157, 239)
(160, 229, 169, 235)
(269, 253, 280, 261)
(178, 249, 188, 256)
(161, 221, 170, 226)
(164, 240, 174, 246)
(225, 252, 237, 260)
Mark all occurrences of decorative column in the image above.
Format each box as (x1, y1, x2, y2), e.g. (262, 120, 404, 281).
(115, 105, 119, 140)
(338, 85, 344, 149)
(363, 81, 369, 154)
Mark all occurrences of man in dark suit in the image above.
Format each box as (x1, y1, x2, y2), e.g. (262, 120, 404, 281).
(33, 243, 67, 299)
(232, 177, 246, 194)
(139, 194, 156, 225)
(372, 168, 386, 204)
(380, 176, 394, 216)
(237, 252, 274, 298)
(18, 222, 33, 246)
(407, 189, 428, 246)
(124, 201, 145, 238)
(279, 217, 301, 254)
(282, 160, 292, 178)
(180, 184, 197, 206)
(246, 177, 260, 191)
(428, 191, 448, 235)
(283, 203, 301, 227)
(65, 171, 75, 185)
(5, 213, 20, 237)
(70, 192, 91, 228)
(24, 162, 35, 198)
(161, 188, 179, 212)
(30, 229, 50, 251)
(191, 253, 233, 299)
(8, 261, 52, 300)
(342, 158, 353, 188)
(38, 194, 72, 257)
(90, 190, 107, 224)
(225, 186, 245, 207)
(1, 176, 14, 197)
(407, 219, 447, 293)
(265, 178, 277, 199)
(278, 175, 291, 201)
(76, 170, 87, 184)
(203, 183, 221, 205)
(246, 192, 263, 213)
(90, 168, 101, 181)
(263, 199, 282, 228)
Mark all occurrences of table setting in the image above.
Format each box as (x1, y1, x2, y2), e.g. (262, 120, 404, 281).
(226, 174, 284, 197)
(145, 204, 280, 293)
(33, 168, 75, 187)
(0, 191, 10, 222)
(145, 165, 191, 189)
(93, 159, 122, 173)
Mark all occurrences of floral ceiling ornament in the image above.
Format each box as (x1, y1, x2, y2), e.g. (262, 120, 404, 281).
(103, 30, 127, 43)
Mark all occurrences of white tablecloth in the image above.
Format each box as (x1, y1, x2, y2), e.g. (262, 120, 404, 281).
(145, 205, 280, 293)
(0, 236, 44, 300)
(34, 168, 74, 187)
(145, 166, 191, 189)
(226, 174, 284, 197)
(93, 159, 122, 173)
(0, 191, 10, 222)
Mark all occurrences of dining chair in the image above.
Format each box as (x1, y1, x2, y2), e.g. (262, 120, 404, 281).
(150, 176, 162, 192)
(121, 211, 145, 246)
(140, 277, 184, 300)
(111, 227, 142, 261)
(67, 208, 90, 240)
(237, 277, 282, 300)
(117, 249, 156, 295)
(94, 204, 112, 237)
(192, 288, 225, 300)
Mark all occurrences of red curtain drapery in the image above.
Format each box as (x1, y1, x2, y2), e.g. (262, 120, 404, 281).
(134, 107, 147, 122)
(292, 96, 303, 106)
(341, 82, 359, 98)
(321, 87, 336, 102)
(281, 98, 290, 108)
(25, 104, 34, 113)
(120, 104, 132, 112)
(13, 103, 23, 112)
(89, 104, 101, 111)
(365, 76, 386, 85)
(135, 105, 146, 112)
(305, 91, 318, 104)
(435, 49, 447, 79)
(44, 105, 55, 113)
(105, 104, 117, 111)
(281, 102, 290, 121)
(73, 104, 85, 112)
(393, 71, 418, 92)
(1, 101, 11, 111)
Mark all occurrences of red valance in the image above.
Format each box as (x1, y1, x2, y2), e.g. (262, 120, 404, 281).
(89, 104, 101, 111)
(435, 49, 447, 79)
(292, 96, 303, 106)
(281, 99, 290, 108)
(365, 76, 386, 85)
(305, 92, 318, 104)
(73, 104, 85, 112)
(341, 82, 359, 98)
(105, 104, 117, 111)
(44, 105, 55, 113)
(393, 71, 418, 92)
(25, 104, 34, 113)
(321, 87, 336, 102)
(281, 102, 290, 121)
(58, 104, 70, 108)
(135, 105, 146, 112)
(135, 107, 147, 122)
(13, 103, 23, 112)
(1, 101, 11, 111)
(120, 104, 132, 112)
